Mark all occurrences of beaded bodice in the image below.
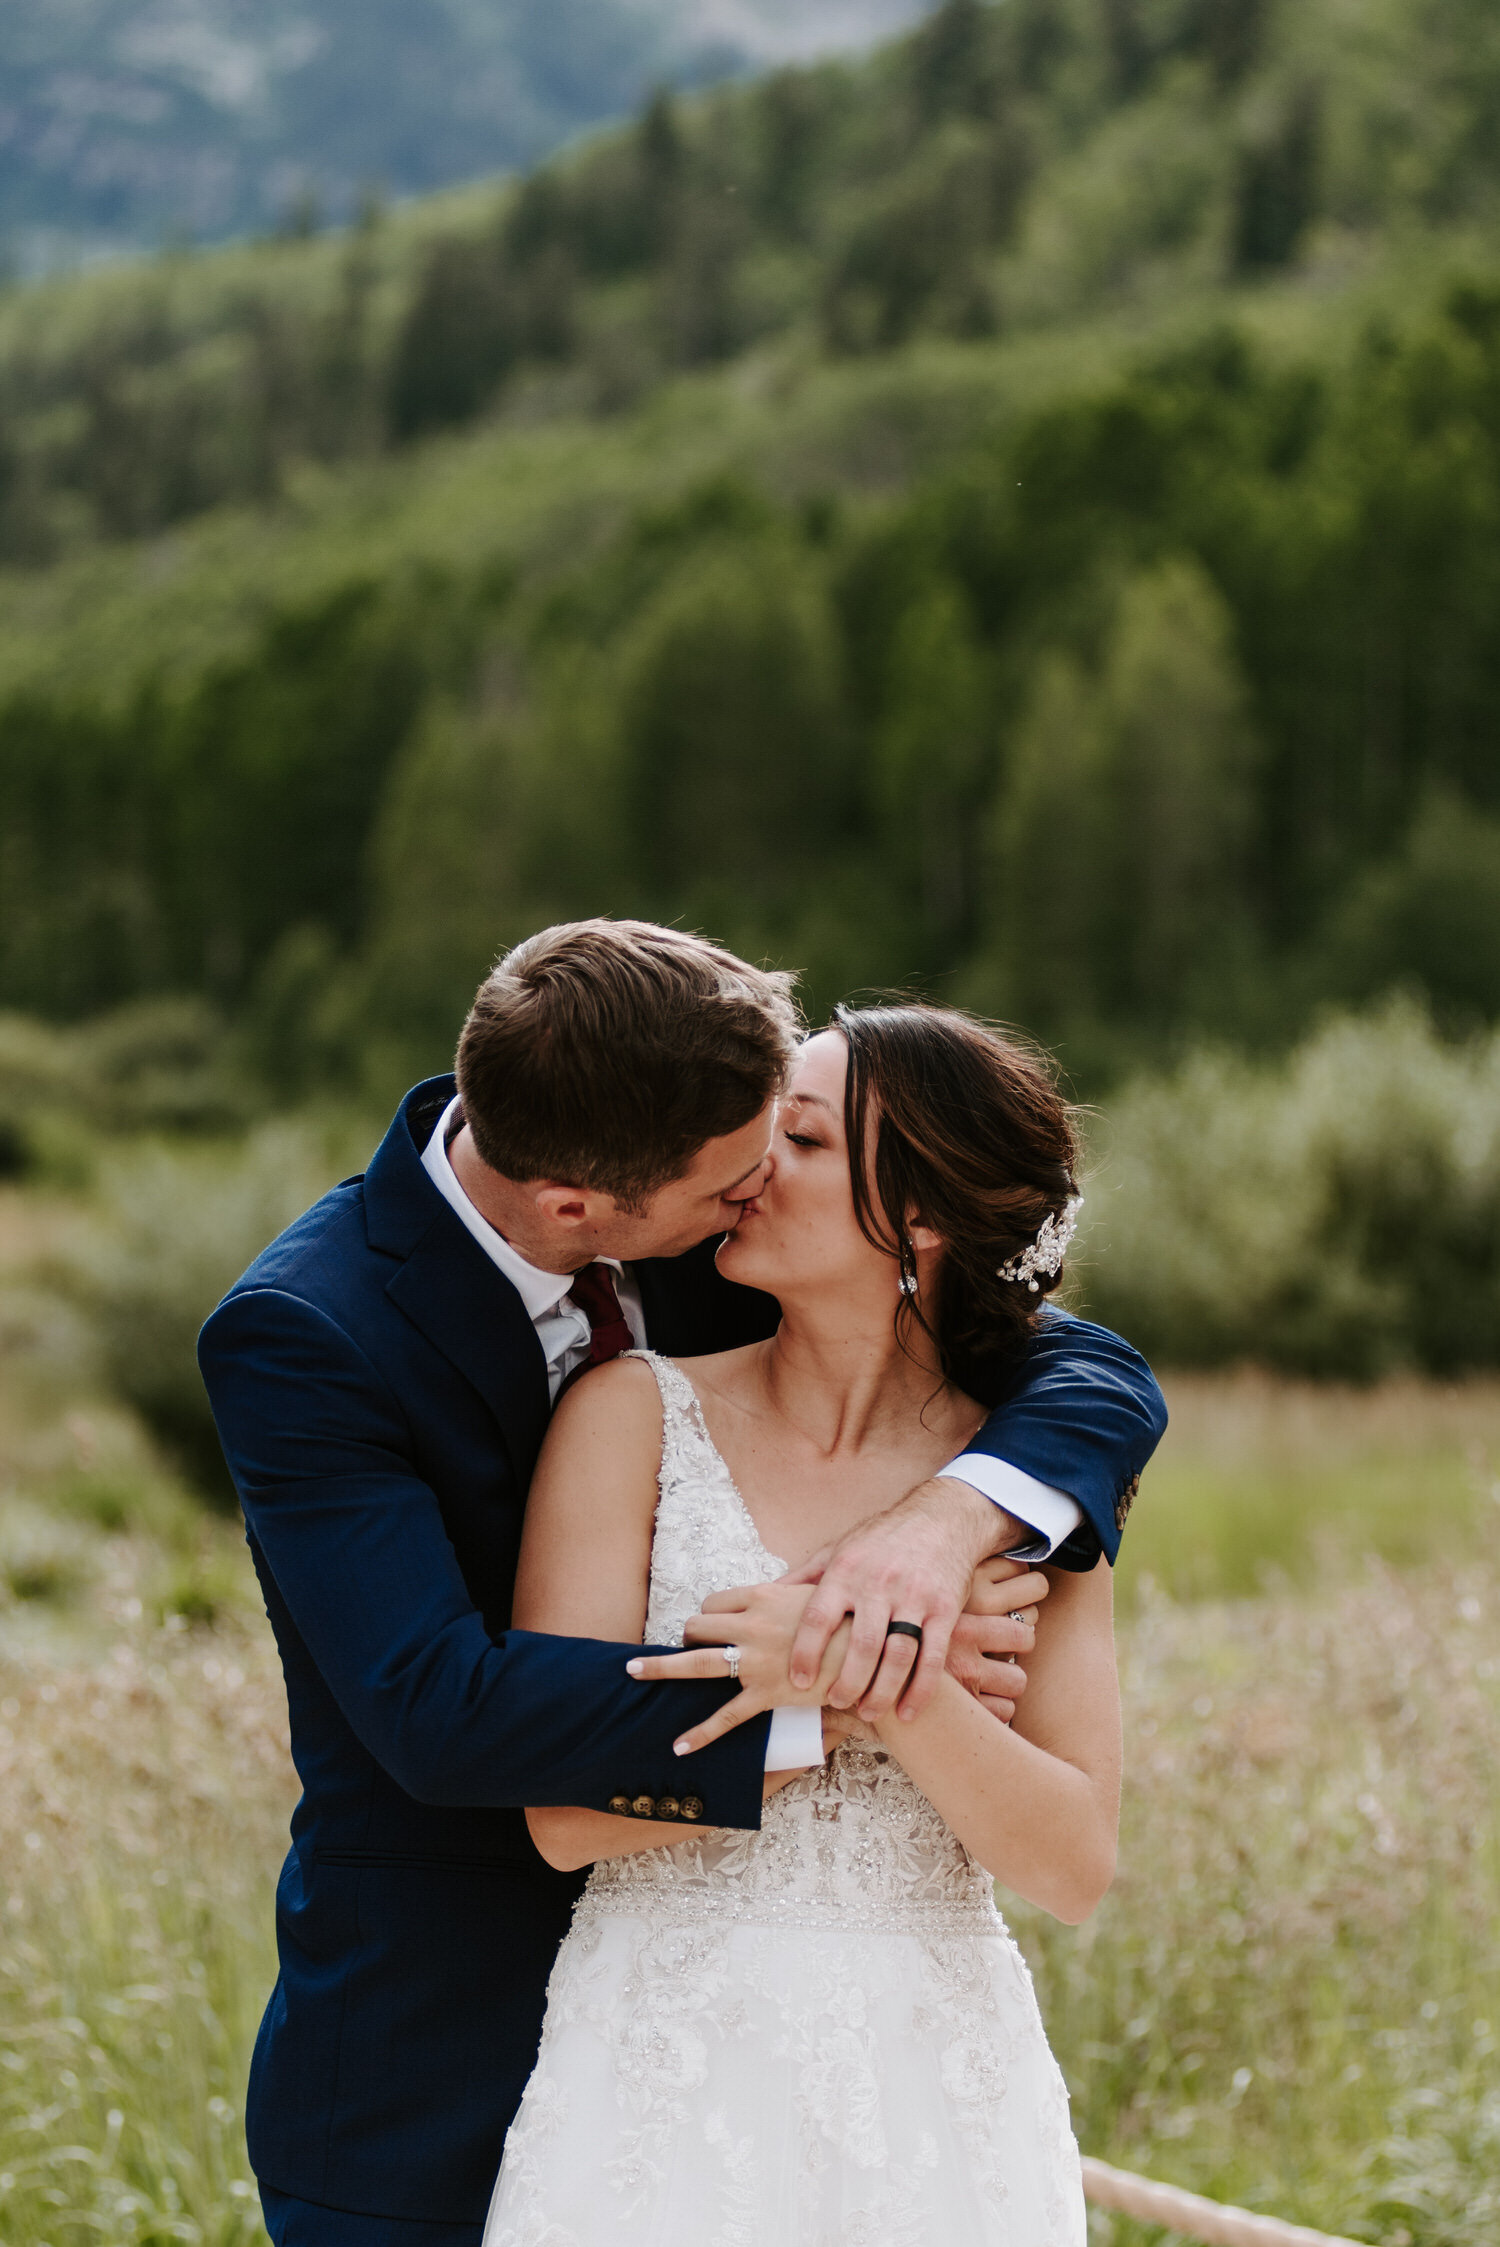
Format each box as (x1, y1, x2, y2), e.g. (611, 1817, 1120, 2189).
(579, 1353, 999, 1934)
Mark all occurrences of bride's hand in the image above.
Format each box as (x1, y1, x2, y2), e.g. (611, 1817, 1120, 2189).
(947, 1560, 1049, 1723)
(626, 1580, 853, 1756)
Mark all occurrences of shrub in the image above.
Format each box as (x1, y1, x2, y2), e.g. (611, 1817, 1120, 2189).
(0, 1000, 256, 1182)
(1082, 998, 1500, 1377)
(0, 1499, 94, 1608)
(64, 1115, 376, 1499)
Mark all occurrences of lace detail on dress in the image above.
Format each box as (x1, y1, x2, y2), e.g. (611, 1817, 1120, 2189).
(586, 1353, 998, 1937)
(634, 1351, 787, 1649)
(485, 1350, 1086, 2247)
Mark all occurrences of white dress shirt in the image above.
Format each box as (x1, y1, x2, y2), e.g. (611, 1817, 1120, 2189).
(940, 1452, 1082, 1559)
(421, 1097, 823, 1771)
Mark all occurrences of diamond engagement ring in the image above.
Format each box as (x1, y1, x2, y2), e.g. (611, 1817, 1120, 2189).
(721, 1645, 742, 1682)
(1007, 1610, 1027, 1624)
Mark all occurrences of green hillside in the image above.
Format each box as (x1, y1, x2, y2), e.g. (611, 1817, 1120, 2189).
(4, 0, 1500, 1098)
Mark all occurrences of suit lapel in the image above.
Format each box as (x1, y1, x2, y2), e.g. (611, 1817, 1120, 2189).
(368, 1078, 552, 1480)
(387, 1213, 552, 1482)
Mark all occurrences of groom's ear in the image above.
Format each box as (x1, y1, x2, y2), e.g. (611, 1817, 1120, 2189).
(533, 1182, 597, 1230)
(532, 1177, 619, 1231)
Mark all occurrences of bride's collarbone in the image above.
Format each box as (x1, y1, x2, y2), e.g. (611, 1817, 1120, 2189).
(672, 1350, 982, 1548)
(721, 1440, 965, 1563)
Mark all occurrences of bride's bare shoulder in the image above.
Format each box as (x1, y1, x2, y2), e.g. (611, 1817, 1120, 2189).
(669, 1344, 766, 1408)
(542, 1351, 663, 1446)
(518, 1357, 664, 1632)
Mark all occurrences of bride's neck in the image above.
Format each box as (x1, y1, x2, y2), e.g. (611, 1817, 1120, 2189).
(758, 1297, 960, 1457)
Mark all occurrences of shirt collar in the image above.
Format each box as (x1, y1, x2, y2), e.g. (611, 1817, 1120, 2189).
(419, 1094, 624, 1323)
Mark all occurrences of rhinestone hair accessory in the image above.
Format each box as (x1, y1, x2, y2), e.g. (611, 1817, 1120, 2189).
(996, 1196, 1082, 1292)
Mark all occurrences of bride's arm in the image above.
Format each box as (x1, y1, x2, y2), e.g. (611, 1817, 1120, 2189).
(872, 1560, 1120, 1924)
(515, 1357, 810, 1874)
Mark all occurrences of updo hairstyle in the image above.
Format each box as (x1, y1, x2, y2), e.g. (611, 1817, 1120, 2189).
(834, 1001, 1080, 1403)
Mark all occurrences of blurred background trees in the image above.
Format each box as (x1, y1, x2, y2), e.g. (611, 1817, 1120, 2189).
(1, 0, 1499, 1433)
(16, 279, 1500, 1071)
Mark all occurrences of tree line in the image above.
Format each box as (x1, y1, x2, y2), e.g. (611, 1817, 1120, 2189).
(5, 287, 1500, 1098)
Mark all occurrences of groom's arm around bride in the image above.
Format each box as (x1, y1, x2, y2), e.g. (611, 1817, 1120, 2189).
(198, 919, 1167, 2247)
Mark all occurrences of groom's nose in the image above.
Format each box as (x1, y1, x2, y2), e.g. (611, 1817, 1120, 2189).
(728, 1152, 773, 1206)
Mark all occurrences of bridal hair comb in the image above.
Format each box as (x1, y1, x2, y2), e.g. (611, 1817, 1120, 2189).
(996, 1197, 1083, 1292)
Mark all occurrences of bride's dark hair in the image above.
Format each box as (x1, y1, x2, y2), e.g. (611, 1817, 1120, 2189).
(833, 1002, 1081, 1404)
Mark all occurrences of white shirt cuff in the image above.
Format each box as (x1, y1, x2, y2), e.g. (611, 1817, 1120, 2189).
(942, 1454, 1084, 1560)
(764, 1704, 826, 1772)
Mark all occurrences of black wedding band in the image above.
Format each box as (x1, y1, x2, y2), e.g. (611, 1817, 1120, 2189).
(886, 1620, 924, 1647)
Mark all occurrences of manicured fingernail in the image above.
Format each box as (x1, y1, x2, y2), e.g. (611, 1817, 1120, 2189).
(673, 1740, 689, 1756)
(626, 1659, 644, 1676)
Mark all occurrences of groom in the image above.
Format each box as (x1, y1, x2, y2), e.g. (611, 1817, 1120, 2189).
(200, 919, 1166, 2247)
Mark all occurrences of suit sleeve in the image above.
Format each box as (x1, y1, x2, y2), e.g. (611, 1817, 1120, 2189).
(198, 1286, 771, 1825)
(964, 1307, 1168, 1570)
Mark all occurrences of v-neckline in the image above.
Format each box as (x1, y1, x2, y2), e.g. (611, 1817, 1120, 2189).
(665, 1352, 990, 1580)
(665, 1357, 792, 1577)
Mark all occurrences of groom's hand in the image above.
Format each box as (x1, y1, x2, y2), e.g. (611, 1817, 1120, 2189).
(783, 1476, 1035, 1722)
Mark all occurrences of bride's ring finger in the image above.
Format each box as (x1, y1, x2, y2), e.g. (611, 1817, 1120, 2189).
(627, 1646, 741, 1682)
(721, 1644, 742, 1682)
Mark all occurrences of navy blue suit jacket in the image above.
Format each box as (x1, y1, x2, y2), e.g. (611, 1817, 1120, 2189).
(199, 1076, 1166, 2225)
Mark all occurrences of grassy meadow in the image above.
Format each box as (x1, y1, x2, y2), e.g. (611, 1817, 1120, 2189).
(2, 1216, 1496, 2247)
(2, 4, 1499, 2239)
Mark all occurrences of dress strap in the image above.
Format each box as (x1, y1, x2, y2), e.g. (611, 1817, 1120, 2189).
(624, 1348, 712, 1452)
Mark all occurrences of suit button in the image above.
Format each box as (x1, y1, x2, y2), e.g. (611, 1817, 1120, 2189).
(679, 1795, 704, 1821)
(656, 1795, 680, 1820)
(608, 1794, 632, 1817)
(632, 1794, 655, 1818)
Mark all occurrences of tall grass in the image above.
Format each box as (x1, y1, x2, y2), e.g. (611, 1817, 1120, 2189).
(57, 1116, 376, 1496)
(0, 1615, 291, 2247)
(3, 1118, 1498, 2247)
(1021, 1557, 1500, 2245)
(1115, 1370, 1500, 1612)
(1, 1524, 1496, 2245)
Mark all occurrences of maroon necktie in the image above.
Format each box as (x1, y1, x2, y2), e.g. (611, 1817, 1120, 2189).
(557, 1263, 633, 1395)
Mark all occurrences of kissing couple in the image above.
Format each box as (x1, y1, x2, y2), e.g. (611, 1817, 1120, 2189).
(200, 918, 1166, 2247)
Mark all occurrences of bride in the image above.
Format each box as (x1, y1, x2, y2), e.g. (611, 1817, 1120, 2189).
(484, 1003, 1120, 2246)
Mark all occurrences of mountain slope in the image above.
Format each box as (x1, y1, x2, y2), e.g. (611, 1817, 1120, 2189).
(3, 0, 1500, 1075)
(0, 0, 930, 267)
(6, 0, 1500, 573)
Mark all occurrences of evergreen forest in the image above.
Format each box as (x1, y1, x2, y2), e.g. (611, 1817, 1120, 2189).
(2, 0, 1499, 1335)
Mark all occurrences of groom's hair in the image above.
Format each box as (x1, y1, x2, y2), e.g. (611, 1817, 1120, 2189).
(456, 919, 800, 1207)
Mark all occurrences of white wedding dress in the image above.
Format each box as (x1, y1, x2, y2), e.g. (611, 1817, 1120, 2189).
(484, 1353, 1086, 2247)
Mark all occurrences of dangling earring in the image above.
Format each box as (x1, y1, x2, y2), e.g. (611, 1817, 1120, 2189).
(898, 1242, 918, 1298)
